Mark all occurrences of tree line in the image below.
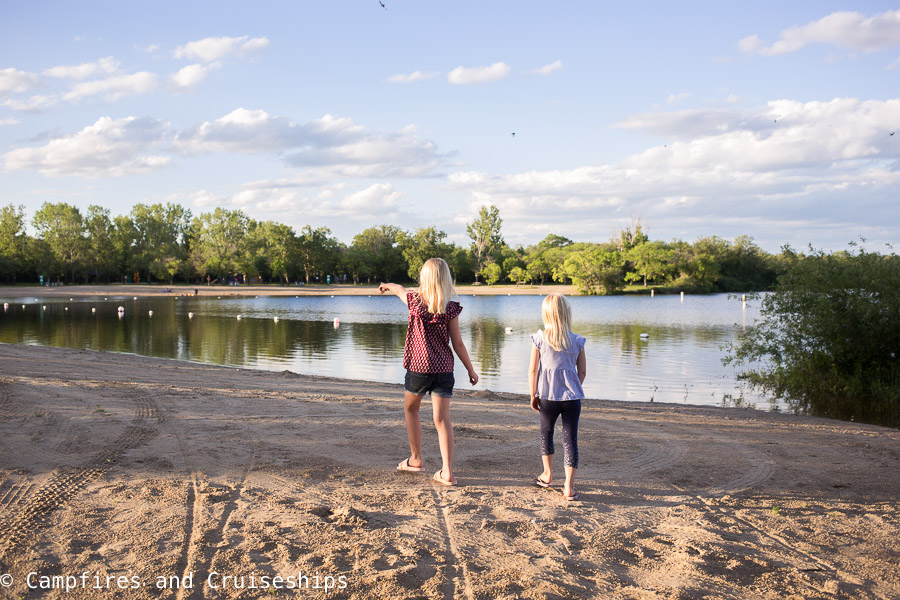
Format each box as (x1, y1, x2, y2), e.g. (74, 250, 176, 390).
(1, 202, 787, 293)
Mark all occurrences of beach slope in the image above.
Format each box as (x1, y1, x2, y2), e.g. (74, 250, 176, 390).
(0, 343, 897, 599)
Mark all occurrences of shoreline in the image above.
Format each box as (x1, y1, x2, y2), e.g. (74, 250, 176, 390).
(0, 343, 897, 599)
(0, 283, 578, 299)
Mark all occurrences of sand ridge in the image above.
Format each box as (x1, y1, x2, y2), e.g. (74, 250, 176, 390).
(0, 343, 898, 599)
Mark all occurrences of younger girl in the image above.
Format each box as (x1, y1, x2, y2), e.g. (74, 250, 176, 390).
(379, 258, 478, 486)
(529, 293, 586, 501)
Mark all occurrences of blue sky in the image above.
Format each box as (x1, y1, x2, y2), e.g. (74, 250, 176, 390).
(1, 1, 898, 252)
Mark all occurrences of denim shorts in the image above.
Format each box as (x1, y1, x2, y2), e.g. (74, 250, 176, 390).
(404, 370, 455, 397)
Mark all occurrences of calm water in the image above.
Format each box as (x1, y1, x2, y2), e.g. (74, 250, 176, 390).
(0, 292, 777, 409)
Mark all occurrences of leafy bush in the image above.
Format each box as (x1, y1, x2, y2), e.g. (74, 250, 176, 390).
(725, 244, 900, 428)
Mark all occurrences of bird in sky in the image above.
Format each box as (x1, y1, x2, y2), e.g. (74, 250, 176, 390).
(511, 132, 515, 138)
(379, 1, 387, 9)
(891, 132, 895, 136)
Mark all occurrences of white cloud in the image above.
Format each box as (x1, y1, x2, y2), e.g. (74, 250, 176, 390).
(174, 36, 270, 63)
(2, 94, 59, 112)
(341, 183, 400, 212)
(139, 44, 160, 54)
(2, 116, 171, 178)
(740, 9, 900, 56)
(43, 57, 118, 80)
(0, 68, 38, 95)
(62, 71, 158, 102)
(175, 109, 444, 177)
(169, 63, 216, 91)
(387, 70, 439, 83)
(525, 60, 562, 75)
(183, 182, 400, 223)
(448, 98, 900, 248)
(666, 92, 691, 104)
(447, 61, 510, 84)
(174, 108, 306, 155)
(0, 117, 19, 126)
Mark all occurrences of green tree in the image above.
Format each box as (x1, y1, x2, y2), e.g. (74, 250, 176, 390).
(191, 208, 251, 281)
(466, 205, 503, 282)
(556, 245, 625, 295)
(256, 221, 298, 283)
(0, 204, 27, 282)
(298, 225, 340, 284)
(111, 216, 137, 282)
(726, 244, 900, 427)
(32, 202, 85, 283)
(131, 203, 192, 283)
(613, 219, 649, 253)
(625, 241, 673, 287)
(400, 226, 453, 280)
(507, 266, 527, 285)
(481, 262, 502, 285)
(84, 205, 116, 283)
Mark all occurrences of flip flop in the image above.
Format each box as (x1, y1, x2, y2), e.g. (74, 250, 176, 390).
(397, 458, 424, 472)
(564, 490, 579, 501)
(433, 469, 457, 486)
(534, 476, 551, 488)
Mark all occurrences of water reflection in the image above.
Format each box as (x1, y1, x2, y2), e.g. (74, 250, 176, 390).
(0, 293, 776, 410)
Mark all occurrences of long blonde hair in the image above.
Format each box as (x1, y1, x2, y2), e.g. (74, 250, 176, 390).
(542, 293, 573, 351)
(418, 258, 457, 314)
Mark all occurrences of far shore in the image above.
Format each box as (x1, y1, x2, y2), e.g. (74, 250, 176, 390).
(0, 282, 578, 298)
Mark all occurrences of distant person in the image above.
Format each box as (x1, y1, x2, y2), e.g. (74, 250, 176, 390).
(529, 294, 586, 501)
(379, 258, 479, 486)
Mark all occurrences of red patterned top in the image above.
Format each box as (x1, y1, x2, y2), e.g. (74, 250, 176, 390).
(403, 292, 463, 373)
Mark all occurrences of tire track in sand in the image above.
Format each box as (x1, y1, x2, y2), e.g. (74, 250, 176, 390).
(0, 389, 162, 558)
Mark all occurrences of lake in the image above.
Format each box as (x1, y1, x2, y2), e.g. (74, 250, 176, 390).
(0, 292, 777, 410)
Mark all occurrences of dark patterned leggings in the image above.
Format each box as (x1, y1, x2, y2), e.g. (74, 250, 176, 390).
(539, 399, 581, 468)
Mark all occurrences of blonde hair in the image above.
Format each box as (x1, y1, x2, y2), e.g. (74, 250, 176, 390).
(542, 293, 573, 351)
(418, 258, 457, 314)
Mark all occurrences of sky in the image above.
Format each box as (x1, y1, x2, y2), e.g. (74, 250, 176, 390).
(1, 1, 898, 253)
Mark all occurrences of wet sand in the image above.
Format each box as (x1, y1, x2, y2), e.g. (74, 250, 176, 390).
(0, 343, 898, 599)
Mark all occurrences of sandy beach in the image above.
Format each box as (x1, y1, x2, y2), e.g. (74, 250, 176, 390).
(0, 343, 898, 599)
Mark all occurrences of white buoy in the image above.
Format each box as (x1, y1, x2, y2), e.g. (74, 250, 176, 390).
(333, 317, 340, 329)
(273, 316, 279, 323)
(651, 289, 655, 297)
(148, 310, 153, 317)
(640, 333, 650, 340)
(43, 305, 47, 310)
(104, 297, 108, 300)
(64, 307, 68, 311)
(21, 304, 25, 310)
(680, 291, 685, 303)
(188, 312, 194, 319)
(117, 306, 125, 313)
(91, 307, 96, 313)
(133, 296, 138, 300)
(69, 298, 73, 301)
(236, 314, 242, 320)
(3, 303, 8, 310)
